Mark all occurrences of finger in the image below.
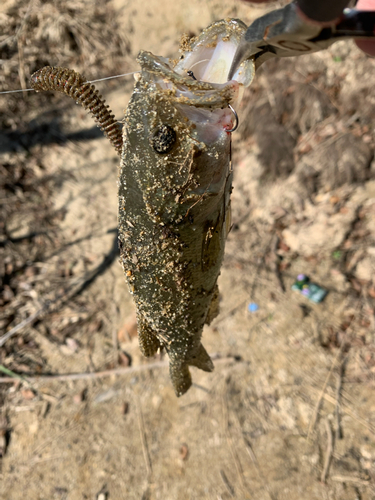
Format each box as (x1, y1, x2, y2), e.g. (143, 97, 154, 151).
(356, 0, 375, 9)
(355, 0, 375, 55)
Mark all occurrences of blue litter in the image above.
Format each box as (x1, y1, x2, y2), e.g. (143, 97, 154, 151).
(248, 302, 259, 312)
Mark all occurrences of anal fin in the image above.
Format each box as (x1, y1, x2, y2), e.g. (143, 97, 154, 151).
(188, 343, 214, 372)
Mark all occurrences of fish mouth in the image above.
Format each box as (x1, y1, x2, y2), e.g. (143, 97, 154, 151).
(136, 19, 255, 138)
(174, 19, 254, 89)
(136, 19, 255, 102)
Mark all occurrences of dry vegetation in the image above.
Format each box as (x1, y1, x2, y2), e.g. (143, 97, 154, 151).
(1, 0, 375, 499)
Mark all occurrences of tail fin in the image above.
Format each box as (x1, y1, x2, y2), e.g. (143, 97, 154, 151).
(168, 344, 214, 396)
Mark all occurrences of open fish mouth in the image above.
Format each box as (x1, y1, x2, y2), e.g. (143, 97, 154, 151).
(174, 19, 255, 89)
(135, 19, 255, 140)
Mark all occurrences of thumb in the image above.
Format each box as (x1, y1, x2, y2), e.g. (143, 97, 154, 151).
(355, 0, 375, 55)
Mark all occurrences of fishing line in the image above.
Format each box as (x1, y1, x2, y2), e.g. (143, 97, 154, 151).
(2, 66, 240, 132)
(188, 59, 210, 71)
(187, 70, 197, 80)
(0, 71, 138, 96)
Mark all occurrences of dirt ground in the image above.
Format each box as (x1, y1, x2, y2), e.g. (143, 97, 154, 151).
(1, 0, 375, 499)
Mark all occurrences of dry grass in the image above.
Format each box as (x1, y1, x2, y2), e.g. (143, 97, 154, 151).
(0, 0, 130, 129)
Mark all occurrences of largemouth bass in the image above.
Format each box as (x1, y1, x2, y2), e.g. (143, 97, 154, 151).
(118, 19, 254, 395)
(30, 19, 254, 396)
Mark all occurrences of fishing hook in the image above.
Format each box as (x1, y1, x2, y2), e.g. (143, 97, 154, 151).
(226, 104, 239, 133)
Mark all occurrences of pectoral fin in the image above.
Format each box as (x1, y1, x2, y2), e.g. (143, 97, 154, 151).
(137, 316, 161, 357)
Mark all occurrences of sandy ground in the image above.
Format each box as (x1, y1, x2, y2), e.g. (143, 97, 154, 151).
(1, 0, 375, 499)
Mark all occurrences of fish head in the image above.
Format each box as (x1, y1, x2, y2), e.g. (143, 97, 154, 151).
(132, 18, 255, 145)
(123, 19, 255, 224)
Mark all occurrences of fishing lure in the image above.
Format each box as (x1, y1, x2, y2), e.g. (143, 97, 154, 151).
(31, 66, 123, 155)
(30, 19, 255, 396)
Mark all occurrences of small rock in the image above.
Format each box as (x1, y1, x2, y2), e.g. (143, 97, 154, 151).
(65, 337, 80, 353)
(355, 257, 375, 282)
(94, 389, 118, 404)
(20, 388, 35, 400)
(360, 443, 375, 461)
(2, 285, 14, 302)
(270, 397, 296, 430)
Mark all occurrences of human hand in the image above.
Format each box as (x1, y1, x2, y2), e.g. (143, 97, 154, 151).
(239, 0, 375, 56)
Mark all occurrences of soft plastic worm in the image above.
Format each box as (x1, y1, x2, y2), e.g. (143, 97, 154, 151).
(30, 66, 123, 155)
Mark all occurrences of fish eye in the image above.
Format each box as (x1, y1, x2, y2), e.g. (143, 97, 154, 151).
(151, 124, 176, 154)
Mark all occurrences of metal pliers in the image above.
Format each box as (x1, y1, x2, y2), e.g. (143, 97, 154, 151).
(228, 0, 375, 80)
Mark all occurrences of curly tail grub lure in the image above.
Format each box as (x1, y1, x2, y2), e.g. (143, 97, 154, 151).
(30, 66, 123, 155)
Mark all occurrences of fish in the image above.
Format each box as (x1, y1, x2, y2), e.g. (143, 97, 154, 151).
(30, 19, 255, 396)
(118, 19, 254, 395)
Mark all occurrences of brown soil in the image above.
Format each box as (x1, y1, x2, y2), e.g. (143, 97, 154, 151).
(1, 1, 375, 499)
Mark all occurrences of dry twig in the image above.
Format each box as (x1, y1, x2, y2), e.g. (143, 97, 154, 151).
(321, 419, 333, 483)
(307, 342, 346, 441)
(331, 475, 370, 485)
(307, 385, 375, 436)
(272, 234, 285, 292)
(222, 389, 247, 497)
(0, 239, 119, 348)
(335, 357, 346, 440)
(136, 397, 152, 476)
(220, 470, 235, 498)
(245, 438, 276, 500)
(0, 306, 48, 347)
